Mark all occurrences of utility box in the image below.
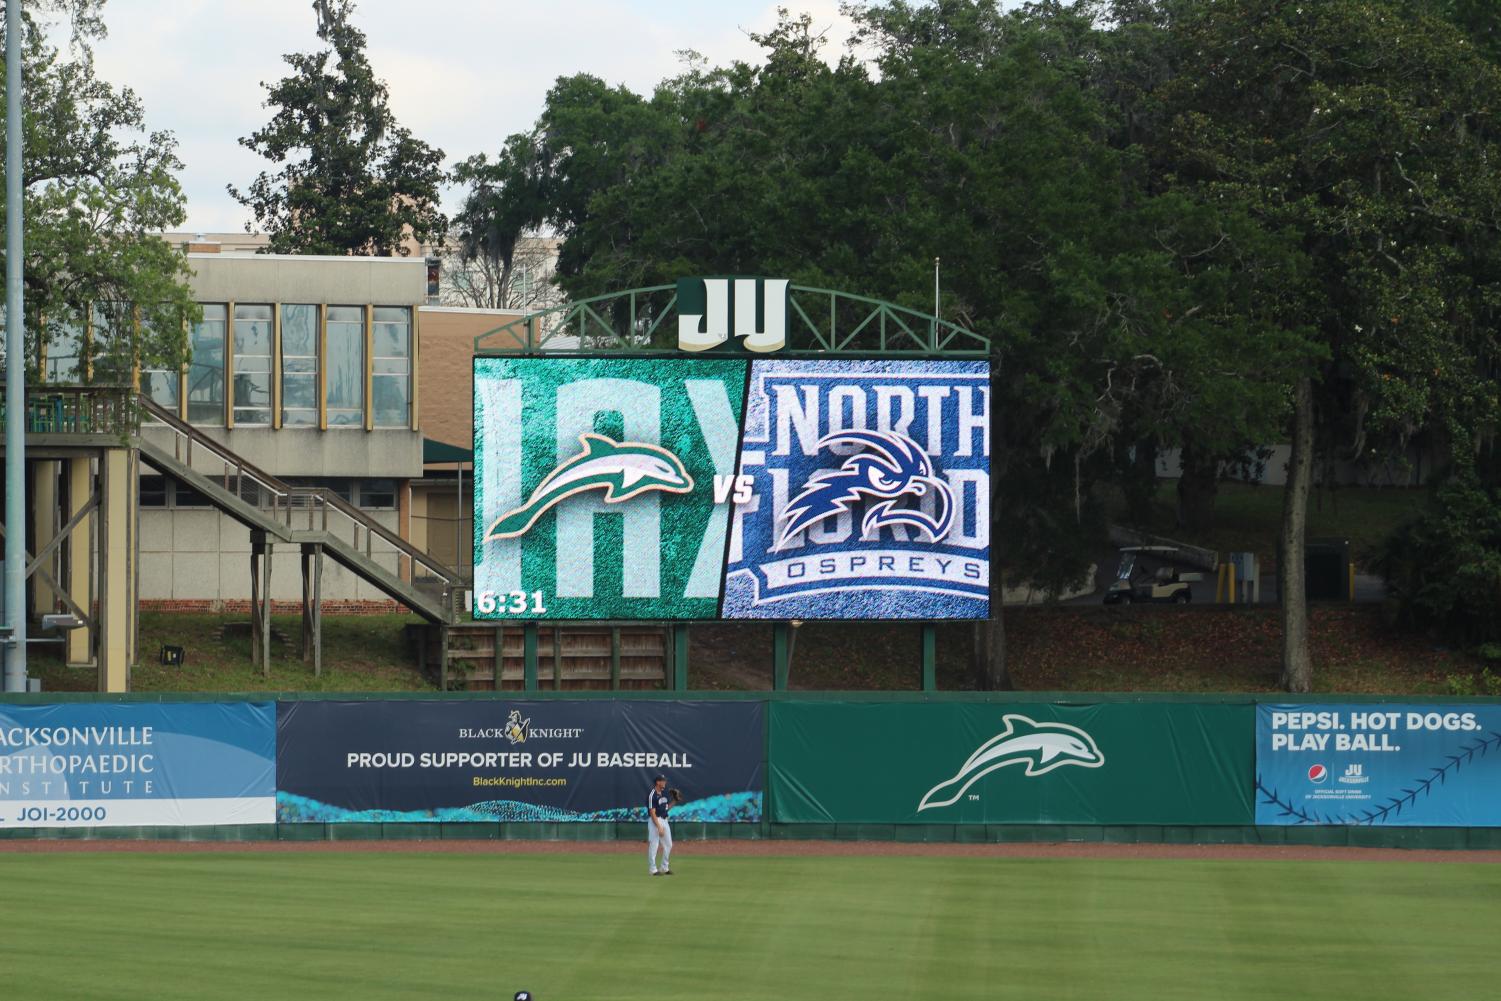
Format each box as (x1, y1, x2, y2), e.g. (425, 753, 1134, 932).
(1228, 551, 1260, 603)
(1305, 538, 1351, 602)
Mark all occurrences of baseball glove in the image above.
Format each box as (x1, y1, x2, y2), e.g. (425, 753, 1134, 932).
(668, 787, 684, 804)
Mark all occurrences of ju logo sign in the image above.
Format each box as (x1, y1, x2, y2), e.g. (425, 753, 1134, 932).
(723, 359, 991, 619)
(472, 356, 990, 620)
(474, 357, 746, 620)
(677, 276, 789, 353)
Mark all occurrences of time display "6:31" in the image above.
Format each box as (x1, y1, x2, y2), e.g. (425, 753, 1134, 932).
(474, 590, 548, 616)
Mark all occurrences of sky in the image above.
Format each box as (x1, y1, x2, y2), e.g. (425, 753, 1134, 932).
(83, 0, 865, 234)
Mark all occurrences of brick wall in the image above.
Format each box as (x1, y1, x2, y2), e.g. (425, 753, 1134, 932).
(416, 306, 522, 451)
(140, 599, 407, 615)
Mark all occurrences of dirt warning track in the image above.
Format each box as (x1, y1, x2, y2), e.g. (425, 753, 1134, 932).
(1, 838, 1497, 862)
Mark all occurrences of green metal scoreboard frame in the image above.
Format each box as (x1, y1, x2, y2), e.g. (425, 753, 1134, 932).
(469, 277, 994, 689)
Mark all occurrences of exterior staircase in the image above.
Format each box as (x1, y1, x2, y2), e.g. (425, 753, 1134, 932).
(137, 397, 464, 623)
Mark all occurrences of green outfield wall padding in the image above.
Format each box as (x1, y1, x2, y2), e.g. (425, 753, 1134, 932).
(767, 701, 1255, 825)
(4, 692, 1500, 846)
(7, 690, 1500, 705)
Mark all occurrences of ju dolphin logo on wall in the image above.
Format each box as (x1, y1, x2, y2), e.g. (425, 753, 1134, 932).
(917, 714, 1105, 811)
(722, 358, 991, 620)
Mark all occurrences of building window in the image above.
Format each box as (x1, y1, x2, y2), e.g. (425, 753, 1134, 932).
(91, 302, 135, 384)
(139, 310, 179, 414)
(172, 483, 211, 509)
(280, 304, 319, 427)
(187, 304, 227, 425)
(371, 306, 411, 428)
(358, 478, 396, 510)
(143, 365, 179, 412)
(232, 304, 273, 426)
(237, 480, 263, 507)
(43, 311, 84, 383)
(139, 476, 167, 508)
(325, 306, 365, 427)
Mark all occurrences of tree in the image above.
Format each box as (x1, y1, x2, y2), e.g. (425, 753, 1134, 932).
(1425, 0, 1501, 64)
(840, 1, 1314, 686)
(438, 234, 559, 311)
(459, 2, 1317, 688)
(229, 0, 447, 256)
(1374, 469, 1501, 646)
(447, 139, 559, 310)
(1, 0, 197, 378)
(1149, 0, 1501, 690)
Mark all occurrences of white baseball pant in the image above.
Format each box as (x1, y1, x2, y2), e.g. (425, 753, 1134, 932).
(648, 819, 672, 873)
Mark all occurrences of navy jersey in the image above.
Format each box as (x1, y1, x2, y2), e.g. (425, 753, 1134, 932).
(649, 789, 670, 818)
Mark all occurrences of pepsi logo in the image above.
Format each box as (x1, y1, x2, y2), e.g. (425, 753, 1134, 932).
(1307, 764, 1328, 784)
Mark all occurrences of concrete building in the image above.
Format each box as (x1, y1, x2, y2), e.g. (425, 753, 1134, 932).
(159, 231, 273, 254)
(134, 249, 430, 607)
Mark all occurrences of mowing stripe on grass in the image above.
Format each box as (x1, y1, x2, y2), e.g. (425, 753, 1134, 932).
(1, 854, 1496, 1001)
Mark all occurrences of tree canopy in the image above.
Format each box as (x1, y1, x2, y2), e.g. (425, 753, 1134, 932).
(229, 0, 447, 256)
(1, 0, 197, 379)
(452, 0, 1501, 687)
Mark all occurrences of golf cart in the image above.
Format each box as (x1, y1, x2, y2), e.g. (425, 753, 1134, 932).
(1103, 546, 1202, 605)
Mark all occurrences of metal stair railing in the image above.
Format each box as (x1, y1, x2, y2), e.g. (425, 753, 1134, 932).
(283, 484, 465, 591)
(139, 397, 465, 620)
(139, 397, 299, 534)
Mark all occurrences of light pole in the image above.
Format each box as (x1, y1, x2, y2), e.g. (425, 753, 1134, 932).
(4, 0, 29, 692)
(933, 257, 940, 320)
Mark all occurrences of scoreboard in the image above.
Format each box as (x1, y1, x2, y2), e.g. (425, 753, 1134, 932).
(472, 352, 989, 621)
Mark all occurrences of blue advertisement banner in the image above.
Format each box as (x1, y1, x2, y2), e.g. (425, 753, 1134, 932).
(1255, 704, 1501, 826)
(0, 702, 276, 828)
(275, 700, 764, 823)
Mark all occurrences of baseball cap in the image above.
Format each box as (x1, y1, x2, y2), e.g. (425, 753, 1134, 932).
(653, 774, 666, 782)
(514, 992, 533, 1001)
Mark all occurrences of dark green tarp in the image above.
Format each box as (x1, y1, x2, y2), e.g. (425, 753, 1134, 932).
(769, 701, 1255, 825)
(423, 437, 472, 464)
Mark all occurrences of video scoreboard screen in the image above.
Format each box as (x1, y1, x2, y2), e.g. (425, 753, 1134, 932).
(473, 356, 990, 620)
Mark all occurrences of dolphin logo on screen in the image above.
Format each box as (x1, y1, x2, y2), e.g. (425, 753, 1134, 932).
(917, 714, 1104, 811)
(485, 433, 695, 540)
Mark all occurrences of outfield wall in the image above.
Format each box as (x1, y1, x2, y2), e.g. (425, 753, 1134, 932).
(2, 692, 1499, 848)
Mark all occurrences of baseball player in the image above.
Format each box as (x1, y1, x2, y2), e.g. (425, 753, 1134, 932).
(647, 774, 676, 875)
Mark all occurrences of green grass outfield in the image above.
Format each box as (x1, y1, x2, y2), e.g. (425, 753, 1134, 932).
(3, 852, 1497, 1000)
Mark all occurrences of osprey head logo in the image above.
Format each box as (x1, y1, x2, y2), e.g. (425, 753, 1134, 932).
(504, 710, 531, 745)
(486, 433, 694, 541)
(917, 714, 1104, 811)
(778, 430, 954, 549)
